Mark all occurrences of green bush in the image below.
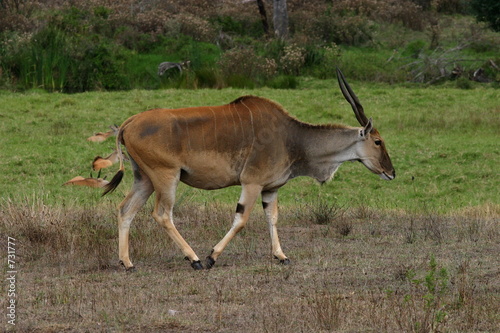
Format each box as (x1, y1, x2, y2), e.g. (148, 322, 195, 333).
(218, 47, 277, 87)
(265, 75, 298, 89)
(1, 26, 132, 92)
(403, 40, 427, 58)
(192, 67, 224, 89)
(308, 44, 342, 79)
(68, 41, 130, 91)
(16, 28, 73, 92)
(471, 0, 500, 31)
(314, 14, 374, 46)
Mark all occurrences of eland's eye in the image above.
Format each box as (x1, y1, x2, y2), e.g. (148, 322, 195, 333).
(374, 140, 382, 146)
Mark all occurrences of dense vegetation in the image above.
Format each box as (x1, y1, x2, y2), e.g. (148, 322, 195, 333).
(1, 0, 499, 92)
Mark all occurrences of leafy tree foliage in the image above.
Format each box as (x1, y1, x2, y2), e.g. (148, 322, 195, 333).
(471, 0, 500, 31)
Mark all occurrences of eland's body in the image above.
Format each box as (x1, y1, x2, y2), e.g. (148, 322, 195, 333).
(104, 69, 395, 270)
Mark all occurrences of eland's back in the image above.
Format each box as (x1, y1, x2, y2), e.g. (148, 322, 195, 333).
(121, 96, 296, 191)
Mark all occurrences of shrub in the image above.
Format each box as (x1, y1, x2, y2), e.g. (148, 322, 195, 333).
(177, 13, 216, 42)
(0, 0, 40, 32)
(376, 0, 427, 31)
(192, 67, 224, 89)
(265, 75, 298, 89)
(218, 47, 276, 87)
(403, 40, 427, 58)
(66, 39, 130, 92)
(218, 47, 256, 79)
(433, 0, 471, 15)
(279, 43, 306, 75)
(16, 28, 73, 92)
(313, 14, 374, 46)
(470, 0, 500, 31)
(329, 0, 427, 31)
(311, 43, 342, 79)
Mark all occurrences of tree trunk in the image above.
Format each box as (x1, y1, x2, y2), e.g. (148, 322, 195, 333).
(273, 0, 289, 40)
(256, 0, 269, 36)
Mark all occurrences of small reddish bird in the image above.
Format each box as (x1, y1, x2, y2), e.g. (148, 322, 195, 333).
(86, 125, 119, 143)
(92, 150, 125, 171)
(63, 176, 109, 188)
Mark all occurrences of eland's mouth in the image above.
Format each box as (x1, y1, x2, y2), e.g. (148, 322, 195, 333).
(380, 171, 395, 180)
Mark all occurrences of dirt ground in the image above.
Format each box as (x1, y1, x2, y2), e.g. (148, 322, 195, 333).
(2, 202, 499, 332)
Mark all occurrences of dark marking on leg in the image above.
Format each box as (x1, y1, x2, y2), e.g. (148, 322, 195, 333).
(119, 205, 127, 218)
(236, 203, 245, 214)
(130, 156, 142, 182)
(133, 168, 142, 182)
(262, 201, 269, 210)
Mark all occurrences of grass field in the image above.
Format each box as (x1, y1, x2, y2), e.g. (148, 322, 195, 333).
(1, 82, 499, 331)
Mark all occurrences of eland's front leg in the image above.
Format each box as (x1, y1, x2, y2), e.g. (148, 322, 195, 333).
(206, 184, 263, 268)
(262, 190, 289, 264)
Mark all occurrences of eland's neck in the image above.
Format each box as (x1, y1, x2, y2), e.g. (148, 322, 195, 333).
(289, 125, 360, 183)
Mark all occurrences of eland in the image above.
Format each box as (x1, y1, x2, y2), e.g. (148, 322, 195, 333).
(103, 69, 395, 271)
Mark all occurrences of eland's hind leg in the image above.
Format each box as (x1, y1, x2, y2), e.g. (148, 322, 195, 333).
(206, 184, 263, 268)
(151, 171, 203, 270)
(118, 162, 154, 271)
(262, 190, 289, 264)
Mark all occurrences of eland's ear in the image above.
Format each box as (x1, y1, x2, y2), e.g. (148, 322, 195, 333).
(362, 118, 373, 138)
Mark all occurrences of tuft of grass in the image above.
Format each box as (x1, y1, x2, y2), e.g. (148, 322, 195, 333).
(310, 198, 345, 225)
(1, 197, 115, 271)
(308, 290, 343, 330)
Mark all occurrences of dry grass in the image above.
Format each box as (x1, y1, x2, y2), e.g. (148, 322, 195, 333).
(1, 197, 499, 332)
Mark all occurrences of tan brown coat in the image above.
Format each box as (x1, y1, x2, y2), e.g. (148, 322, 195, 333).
(104, 69, 395, 270)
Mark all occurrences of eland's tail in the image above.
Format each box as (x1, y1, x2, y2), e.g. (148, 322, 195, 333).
(102, 128, 125, 196)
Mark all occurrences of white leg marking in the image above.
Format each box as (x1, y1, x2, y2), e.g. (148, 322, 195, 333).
(210, 184, 263, 262)
(152, 179, 200, 264)
(118, 184, 153, 269)
(262, 190, 288, 261)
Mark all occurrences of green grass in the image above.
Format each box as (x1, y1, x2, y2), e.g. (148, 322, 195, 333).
(0, 83, 498, 214)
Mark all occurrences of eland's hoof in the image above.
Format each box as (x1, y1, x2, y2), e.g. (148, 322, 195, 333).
(279, 258, 291, 265)
(191, 260, 204, 270)
(205, 256, 216, 269)
(119, 260, 136, 272)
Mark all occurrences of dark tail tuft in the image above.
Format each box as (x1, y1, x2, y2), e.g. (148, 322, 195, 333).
(102, 170, 124, 196)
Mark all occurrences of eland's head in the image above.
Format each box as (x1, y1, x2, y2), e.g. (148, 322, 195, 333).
(337, 68, 395, 180)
